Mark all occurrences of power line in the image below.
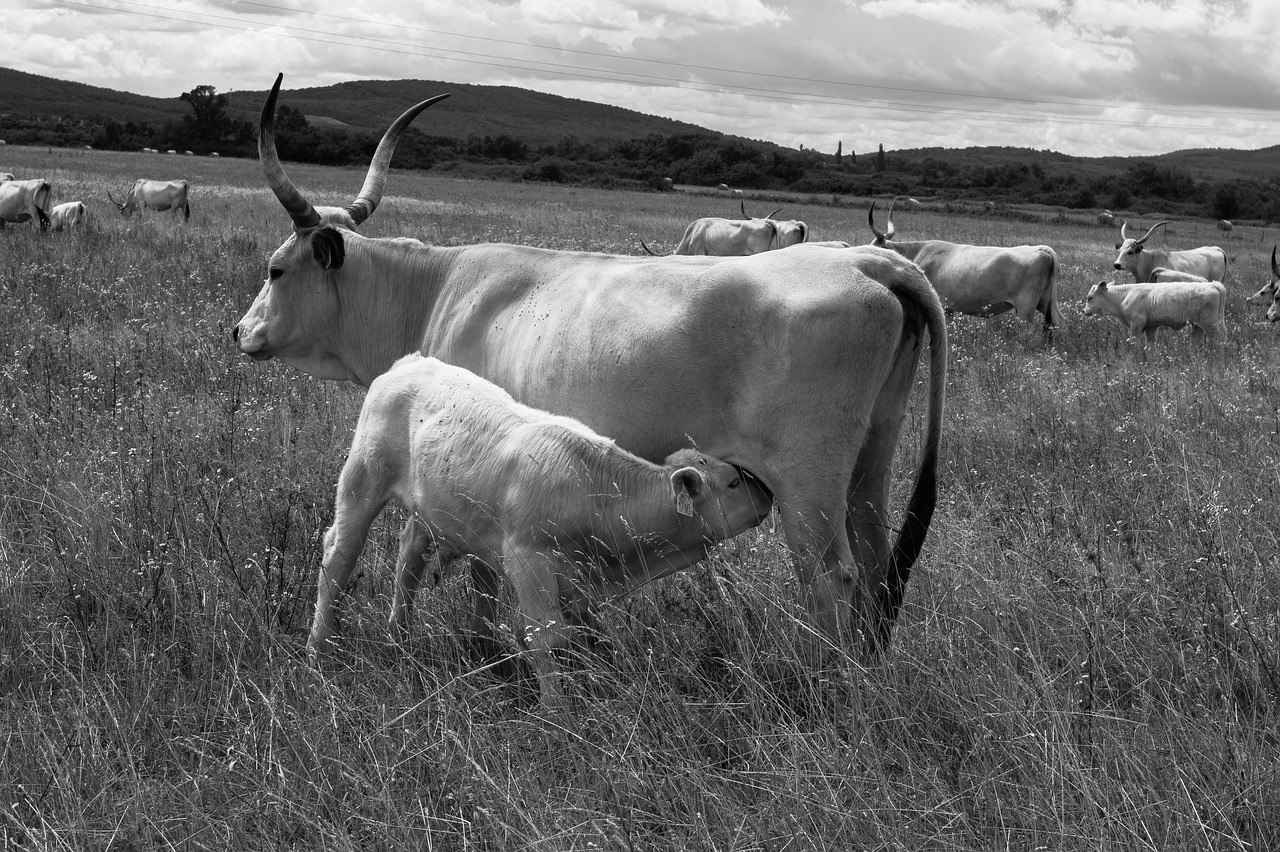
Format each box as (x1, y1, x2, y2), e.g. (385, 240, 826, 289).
(50, 0, 1280, 136)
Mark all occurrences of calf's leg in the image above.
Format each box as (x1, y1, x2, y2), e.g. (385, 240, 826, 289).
(390, 515, 438, 640)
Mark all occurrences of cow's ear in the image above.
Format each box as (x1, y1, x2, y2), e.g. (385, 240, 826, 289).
(311, 226, 346, 270)
(670, 467, 705, 516)
(1096, 280, 1108, 290)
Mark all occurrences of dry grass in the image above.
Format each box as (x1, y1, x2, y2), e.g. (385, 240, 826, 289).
(2, 145, 1278, 851)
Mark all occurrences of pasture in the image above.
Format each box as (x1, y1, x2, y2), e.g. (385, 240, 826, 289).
(2, 143, 1279, 850)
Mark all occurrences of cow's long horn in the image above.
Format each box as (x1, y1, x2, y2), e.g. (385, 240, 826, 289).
(1120, 220, 1128, 241)
(346, 92, 450, 226)
(740, 200, 750, 219)
(765, 207, 782, 219)
(1136, 221, 1169, 245)
(1272, 245, 1278, 276)
(260, 73, 321, 230)
(106, 189, 118, 206)
(868, 201, 887, 242)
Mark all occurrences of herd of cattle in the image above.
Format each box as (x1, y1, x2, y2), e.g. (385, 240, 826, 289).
(4, 75, 1279, 704)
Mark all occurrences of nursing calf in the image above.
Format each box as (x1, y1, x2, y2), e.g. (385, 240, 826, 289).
(1083, 279, 1226, 348)
(312, 355, 773, 704)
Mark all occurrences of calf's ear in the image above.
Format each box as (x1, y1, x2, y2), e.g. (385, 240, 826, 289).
(311, 225, 346, 270)
(670, 467, 706, 516)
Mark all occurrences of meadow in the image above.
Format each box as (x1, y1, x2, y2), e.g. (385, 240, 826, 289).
(2, 143, 1278, 851)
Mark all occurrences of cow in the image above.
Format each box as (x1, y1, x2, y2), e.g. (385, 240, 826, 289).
(1149, 267, 1208, 283)
(1218, 219, 1233, 232)
(867, 199, 1063, 338)
(108, 179, 191, 222)
(49, 201, 87, 231)
(1268, 291, 1280, 322)
(1083, 279, 1226, 348)
(313, 353, 773, 704)
(1246, 247, 1279, 309)
(234, 74, 948, 653)
(669, 205, 808, 256)
(0, 173, 14, 183)
(0, 178, 52, 230)
(1112, 221, 1227, 284)
(1097, 210, 1115, 226)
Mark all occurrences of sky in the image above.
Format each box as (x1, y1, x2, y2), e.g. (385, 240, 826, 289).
(6, 0, 1280, 158)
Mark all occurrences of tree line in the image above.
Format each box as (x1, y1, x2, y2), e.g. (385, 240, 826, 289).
(7, 85, 1277, 223)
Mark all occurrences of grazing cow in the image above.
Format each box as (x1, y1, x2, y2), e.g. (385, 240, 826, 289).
(1268, 290, 1280, 322)
(1083, 279, 1226, 348)
(1150, 267, 1209, 283)
(235, 74, 948, 652)
(1097, 210, 1115, 226)
(0, 178, 52, 230)
(868, 199, 1063, 337)
(313, 354, 773, 703)
(717, 183, 729, 191)
(669, 204, 807, 256)
(49, 201, 87, 230)
(1247, 247, 1279, 309)
(1112, 221, 1227, 283)
(662, 177, 673, 189)
(1218, 219, 1233, 232)
(108, 179, 191, 222)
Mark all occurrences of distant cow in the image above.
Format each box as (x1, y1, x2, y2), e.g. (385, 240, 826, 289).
(108, 179, 191, 222)
(1246, 246, 1279, 309)
(49, 201, 87, 230)
(1218, 219, 1233, 232)
(717, 183, 729, 191)
(869, 198, 1062, 337)
(311, 354, 773, 705)
(1150, 267, 1208, 283)
(0, 178, 52, 230)
(1112, 221, 1227, 283)
(1097, 210, 1115, 226)
(669, 203, 807, 256)
(1084, 279, 1225, 348)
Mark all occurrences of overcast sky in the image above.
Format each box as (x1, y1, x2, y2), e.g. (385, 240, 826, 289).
(7, 0, 1280, 158)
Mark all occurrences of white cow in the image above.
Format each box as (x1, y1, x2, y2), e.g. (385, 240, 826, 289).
(1083, 279, 1226, 348)
(1218, 219, 1233, 232)
(0, 178, 52, 230)
(1112, 221, 1227, 283)
(670, 204, 808, 255)
(1097, 210, 1115, 226)
(49, 201, 87, 231)
(313, 353, 772, 703)
(1150, 267, 1209, 283)
(234, 75, 948, 652)
(1268, 292, 1280, 322)
(868, 199, 1063, 337)
(1246, 247, 1278, 309)
(108, 179, 191, 222)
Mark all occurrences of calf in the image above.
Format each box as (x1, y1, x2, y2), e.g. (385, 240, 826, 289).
(312, 354, 773, 704)
(0, 178, 51, 230)
(49, 201, 87, 231)
(1246, 246, 1278, 309)
(1083, 279, 1226, 348)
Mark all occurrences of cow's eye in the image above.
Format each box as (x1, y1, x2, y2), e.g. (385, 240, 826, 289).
(269, 268, 284, 280)
(728, 477, 741, 489)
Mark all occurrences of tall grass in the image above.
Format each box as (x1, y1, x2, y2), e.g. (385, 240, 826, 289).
(2, 145, 1278, 850)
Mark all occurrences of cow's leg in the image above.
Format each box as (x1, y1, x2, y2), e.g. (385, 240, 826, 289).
(310, 486, 390, 653)
(468, 555, 511, 669)
(1190, 324, 1205, 348)
(846, 324, 926, 651)
(389, 515, 438, 641)
(503, 544, 573, 710)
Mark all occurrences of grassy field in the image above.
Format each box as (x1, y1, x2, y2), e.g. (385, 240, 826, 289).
(2, 144, 1279, 851)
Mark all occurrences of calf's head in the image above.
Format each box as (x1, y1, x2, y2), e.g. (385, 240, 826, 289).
(1247, 246, 1279, 307)
(663, 449, 772, 542)
(1113, 221, 1169, 273)
(1082, 280, 1114, 317)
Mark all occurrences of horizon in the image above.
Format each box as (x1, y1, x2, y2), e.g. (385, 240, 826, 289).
(7, 0, 1280, 160)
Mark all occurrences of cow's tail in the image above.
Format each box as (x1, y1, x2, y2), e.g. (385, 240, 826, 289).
(183, 198, 191, 223)
(35, 181, 52, 231)
(639, 239, 658, 256)
(1043, 247, 1065, 337)
(876, 267, 947, 651)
